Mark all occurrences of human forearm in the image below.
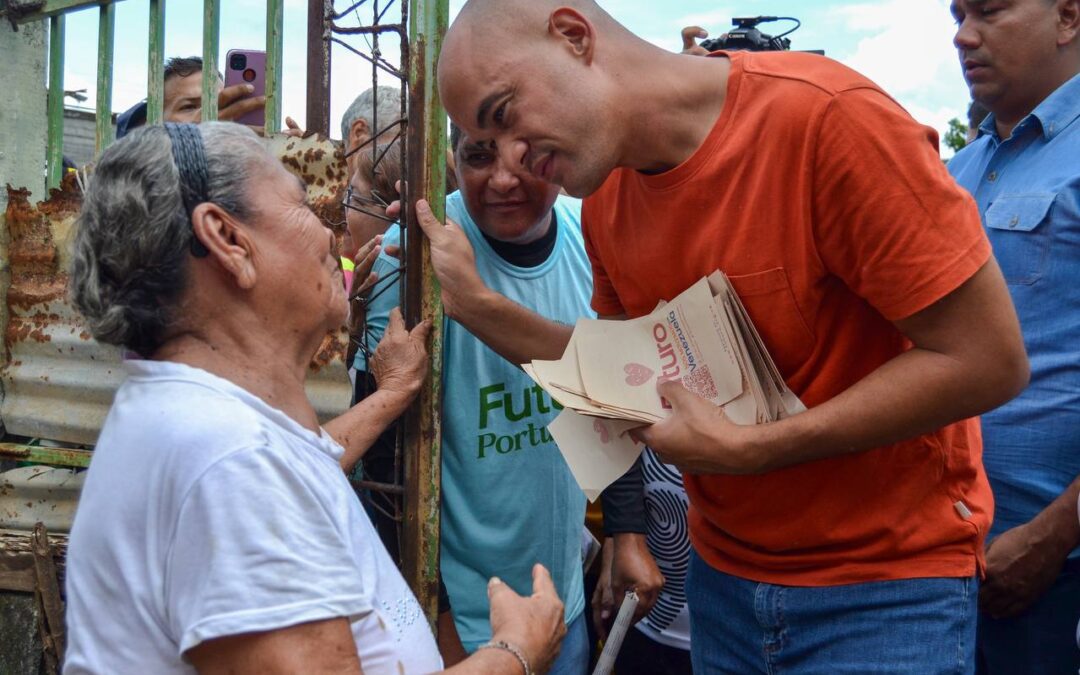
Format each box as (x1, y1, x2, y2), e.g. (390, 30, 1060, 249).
(754, 263, 1027, 471)
(600, 458, 646, 535)
(326, 388, 413, 472)
(748, 344, 1025, 472)
(979, 475, 1080, 617)
(452, 286, 573, 365)
(1027, 475, 1080, 554)
(412, 200, 574, 365)
(641, 260, 1029, 474)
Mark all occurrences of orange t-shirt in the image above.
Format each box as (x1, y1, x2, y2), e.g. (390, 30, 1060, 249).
(582, 51, 993, 586)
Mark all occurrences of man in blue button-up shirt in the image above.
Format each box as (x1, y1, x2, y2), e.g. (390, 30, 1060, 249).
(948, 1, 1080, 672)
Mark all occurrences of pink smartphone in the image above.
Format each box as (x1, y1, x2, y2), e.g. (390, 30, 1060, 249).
(223, 49, 266, 127)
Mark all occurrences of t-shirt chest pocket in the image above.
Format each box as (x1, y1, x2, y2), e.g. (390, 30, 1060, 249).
(727, 267, 816, 378)
(984, 193, 1056, 285)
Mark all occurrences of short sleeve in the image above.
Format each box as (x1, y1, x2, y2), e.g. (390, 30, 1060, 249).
(582, 208, 625, 316)
(812, 88, 991, 321)
(165, 446, 371, 654)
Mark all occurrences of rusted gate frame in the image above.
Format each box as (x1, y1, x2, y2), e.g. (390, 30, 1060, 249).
(329, 0, 410, 539)
(401, 0, 447, 626)
(4, 0, 446, 629)
(0, 524, 68, 673)
(322, 0, 447, 624)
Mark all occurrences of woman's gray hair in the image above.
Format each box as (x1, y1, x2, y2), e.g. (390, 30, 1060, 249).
(70, 122, 267, 356)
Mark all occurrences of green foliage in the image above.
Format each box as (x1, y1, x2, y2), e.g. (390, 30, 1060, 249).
(944, 117, 969, 154)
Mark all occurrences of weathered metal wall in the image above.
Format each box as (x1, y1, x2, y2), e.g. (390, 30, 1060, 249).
(1, 19, 49, 453)
(0, 134, 353, 447)
(0, 18, 47, 212)
(62, 108, 110, 169)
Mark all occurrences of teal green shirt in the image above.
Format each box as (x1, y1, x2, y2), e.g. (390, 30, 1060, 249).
(357, 192, 590, 650)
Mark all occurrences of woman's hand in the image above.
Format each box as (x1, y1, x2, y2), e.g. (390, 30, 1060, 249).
(488, 564, 566, 675)
(369, 307, 431, 400)
(349, 234, 383, 300)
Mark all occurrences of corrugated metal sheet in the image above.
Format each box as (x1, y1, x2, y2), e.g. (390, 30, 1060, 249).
(0, 466, 83, 532)
(62, 108, 106, 169)
(0, 134, 353, 447)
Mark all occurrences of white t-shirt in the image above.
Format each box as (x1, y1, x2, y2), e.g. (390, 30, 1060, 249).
(64, 360, 442, 674)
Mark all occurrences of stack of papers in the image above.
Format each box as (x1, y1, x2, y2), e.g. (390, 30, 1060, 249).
(527, 272, 806, 500)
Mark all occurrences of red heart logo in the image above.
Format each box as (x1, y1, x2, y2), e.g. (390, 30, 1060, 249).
(593, 419, 611, 444)
(624, 362, 654, 387)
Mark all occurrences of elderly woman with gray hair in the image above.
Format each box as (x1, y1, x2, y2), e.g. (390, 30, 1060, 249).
(62, 122, 564, 675)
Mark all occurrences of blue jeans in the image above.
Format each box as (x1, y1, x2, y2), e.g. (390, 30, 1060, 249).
(688, 550, 978, 674)
(976, 559, 1080, 674)
(548, 612, 589, 675)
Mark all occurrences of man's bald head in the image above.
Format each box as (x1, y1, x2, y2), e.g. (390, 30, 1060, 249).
(449, 0, 610, 37)
(437, 0, 651, 196)
(440, 0, 617, 90)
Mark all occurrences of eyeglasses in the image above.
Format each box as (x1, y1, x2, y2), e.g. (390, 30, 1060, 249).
(342, 186, 396, 225)
(342, 185, 396, 225)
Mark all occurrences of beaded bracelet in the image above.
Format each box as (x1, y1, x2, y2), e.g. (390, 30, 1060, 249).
(477, 639, 532, 675)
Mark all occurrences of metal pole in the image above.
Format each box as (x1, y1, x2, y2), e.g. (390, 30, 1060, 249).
(264, 0, 284, 134)
(402, 0, 448, 628)
(46, 14, 65, 189)
(305, 0, 330, 136)
(95, 1, 115, 154)
(147, 0, 166, 124)
(201, 0, 220, 121)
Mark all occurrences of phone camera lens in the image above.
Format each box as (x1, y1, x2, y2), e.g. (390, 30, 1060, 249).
(229, 53, 247, 70)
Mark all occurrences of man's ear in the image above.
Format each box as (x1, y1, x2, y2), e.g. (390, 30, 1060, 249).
(190, 203, 258, 290)
(349, 118, 371, 152)
(549, 7, 595, 63)
(1058, 0, 1080, 46)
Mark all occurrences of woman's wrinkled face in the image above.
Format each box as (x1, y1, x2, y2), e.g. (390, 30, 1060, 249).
(248, 159, 349, 332)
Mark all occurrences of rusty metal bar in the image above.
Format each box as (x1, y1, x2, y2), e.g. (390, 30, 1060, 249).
(201, 0, 221, 121)
(46, 14, 65, 189)
(352, 479, 406, 496)
(306, 0, 331, 135)
(401, 0, 447, 628)
(330, 20, 405, 35)
(94, 1, 115, 154)
(146, 0, 166, 124)
(329, 36, 404, 80)
(0, 443, 93, 469)
(32, 524, 65, 672)
(264, 0, 284, 134)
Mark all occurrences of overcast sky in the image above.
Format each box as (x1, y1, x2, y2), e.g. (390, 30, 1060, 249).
(57, 0, 971, 156)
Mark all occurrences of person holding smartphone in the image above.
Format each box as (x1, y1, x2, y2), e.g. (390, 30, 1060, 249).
(116, 56, 301, 139)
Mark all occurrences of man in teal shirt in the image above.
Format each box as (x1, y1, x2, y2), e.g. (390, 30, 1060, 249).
(948, 1, 1080, 671)
(358, 125, 661, 673)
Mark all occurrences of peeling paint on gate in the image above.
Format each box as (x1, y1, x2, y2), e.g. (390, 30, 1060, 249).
(0, 135, 353, 446)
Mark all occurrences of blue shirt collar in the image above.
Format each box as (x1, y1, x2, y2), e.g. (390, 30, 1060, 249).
(978, 71, 1080, 142)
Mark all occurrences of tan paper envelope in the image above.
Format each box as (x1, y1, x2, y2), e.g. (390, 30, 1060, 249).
(547, 409, 645, 501)
(577, 278, 744, 418)
(710, 270, 807, 419)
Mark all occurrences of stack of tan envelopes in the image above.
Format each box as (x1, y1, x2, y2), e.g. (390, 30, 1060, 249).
(525, 271, 805, 500)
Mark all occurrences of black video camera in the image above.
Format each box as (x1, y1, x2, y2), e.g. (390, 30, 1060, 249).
(700, 16, 822, 54)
